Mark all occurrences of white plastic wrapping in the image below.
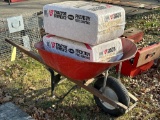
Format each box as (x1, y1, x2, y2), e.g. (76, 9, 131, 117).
(43, 34, 123, 62)
(43, 1, 125, 45)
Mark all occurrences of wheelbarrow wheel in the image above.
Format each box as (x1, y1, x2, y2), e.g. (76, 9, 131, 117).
(94, 75, 130, 116)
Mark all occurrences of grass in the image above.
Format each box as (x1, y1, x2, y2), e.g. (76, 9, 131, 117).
(126, 8, 160, 48)
(0, 8, 160, 120)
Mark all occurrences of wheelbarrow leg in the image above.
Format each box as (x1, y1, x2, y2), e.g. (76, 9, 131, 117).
(102, 69, 109, 92)
(48, 68, 61, 97)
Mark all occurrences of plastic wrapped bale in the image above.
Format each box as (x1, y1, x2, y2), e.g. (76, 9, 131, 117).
(43, 34, 123, 62)
(43, 1, 125, 45)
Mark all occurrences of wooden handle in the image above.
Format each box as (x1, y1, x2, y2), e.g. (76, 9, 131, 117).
(5, 39, 44, 64)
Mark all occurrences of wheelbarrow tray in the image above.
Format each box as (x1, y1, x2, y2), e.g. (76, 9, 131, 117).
(35, 38, 137, 81)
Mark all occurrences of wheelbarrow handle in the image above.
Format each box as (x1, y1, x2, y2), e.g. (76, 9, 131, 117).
(5, 39, 44, 64)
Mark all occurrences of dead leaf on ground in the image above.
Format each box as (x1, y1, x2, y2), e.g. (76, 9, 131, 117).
(2, 95, 12, 102)
(29, 86, 36, 90)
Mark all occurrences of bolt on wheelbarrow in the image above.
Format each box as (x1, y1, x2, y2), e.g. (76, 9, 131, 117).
(5, 37, 138, 116)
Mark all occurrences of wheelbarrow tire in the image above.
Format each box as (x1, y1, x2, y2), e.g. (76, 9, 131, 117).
(94, 76, 130, 116)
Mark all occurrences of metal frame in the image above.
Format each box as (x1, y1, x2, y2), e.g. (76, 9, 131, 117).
(0, 10, 41, 60)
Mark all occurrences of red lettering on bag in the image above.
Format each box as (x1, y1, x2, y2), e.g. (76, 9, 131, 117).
(110, 14, 114, 20)
(51, 42, 56, 48)
(106, 5, 112, 8)
(49, 10, 54, 16)
(104, 49, 108, 54)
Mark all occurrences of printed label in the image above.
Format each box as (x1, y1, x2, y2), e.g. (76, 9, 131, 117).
(74, 3, 90, 8)
(88, 6, 106, 11)
(75, 14, 90, 25)
(68, 15, 74, 20)
(54, 10, 67, 19)
(110, 12, 121, 20)
(104, 15, 110, 22)
(106, 5, 112, 8)
(51, 42, 56, 48)
(104, 49, 108, 54)
(99, 52, 103, 58)
(44, 10, 48, 17)
(107, 47, 116, 53)
(47, 10, 90, 25)
(47, 42, 51, 48)
(114, 12, 121, 19)
(99, 47, 116, 58)
(68, 48, 74, 54)
(47, 41, 90, 60)
(49, 10, 54, 16)
(101, 19, 123, 34)
(75, 49, 90, 59)
(56, 43, 67, 52)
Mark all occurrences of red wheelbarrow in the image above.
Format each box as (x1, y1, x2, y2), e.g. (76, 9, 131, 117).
(6, 38, 138, 116)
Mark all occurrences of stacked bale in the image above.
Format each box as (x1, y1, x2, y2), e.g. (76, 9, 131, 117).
(42, 1, 126, 62)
